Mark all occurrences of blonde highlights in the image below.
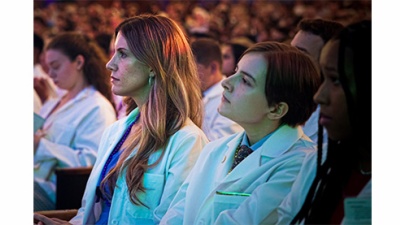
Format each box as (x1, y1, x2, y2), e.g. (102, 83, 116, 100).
(100, 14, 203, 206)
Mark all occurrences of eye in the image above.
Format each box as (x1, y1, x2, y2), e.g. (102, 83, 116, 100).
(331, 77, 341, 86)
(241, 75, 251, 86)
(50, 64, 59, 70)
(118, 50, 127, 58)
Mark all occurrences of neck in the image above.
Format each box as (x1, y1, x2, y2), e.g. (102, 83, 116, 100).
(243, 121, 281, 146)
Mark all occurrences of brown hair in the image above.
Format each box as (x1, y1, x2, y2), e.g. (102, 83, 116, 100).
(242, 41, 321, 127)
(101, 14, 203, 206)
(46, 32, 115, 111)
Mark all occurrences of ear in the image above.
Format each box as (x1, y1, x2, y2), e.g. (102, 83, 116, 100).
(266, 102, 289, 121)
(210, 61, 218, 74)
(76, 55, 85, 70)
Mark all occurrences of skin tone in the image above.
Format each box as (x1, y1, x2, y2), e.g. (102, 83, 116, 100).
(34, 31, 153, 225)
(315, 39, 370, 174)
(290, 30, 324, 73)
(221, 44, 235, 76)
(106, 32, 152, 108)
(196, 61, 222, 92)
(314, 39, 352, 141)
(219, 52, 288, 146)
(34, 50, 88, 152)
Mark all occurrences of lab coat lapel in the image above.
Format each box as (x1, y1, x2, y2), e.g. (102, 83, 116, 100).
(83, 108, 139, 223)
(221, 125, 303, 183)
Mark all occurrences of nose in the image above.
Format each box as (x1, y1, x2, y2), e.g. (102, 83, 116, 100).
(313, 81, 328, 105)
(221, 75, 233, 92)
(106, 55, 116, 71)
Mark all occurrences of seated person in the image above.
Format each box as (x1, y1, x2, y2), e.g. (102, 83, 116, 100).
(284, 20, 372, 225)
(34, 32, 117, 211)
(34, 14, 208, 224)
(191, 38, 243, 141)
(160, 41, 321, 224)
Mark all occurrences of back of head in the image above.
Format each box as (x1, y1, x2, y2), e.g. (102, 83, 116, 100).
(115, 14, 203, 128)
(46, 32, 114, 109)
(191, 37, 222, 67)
(243, 42, 321, 127)
(298, 18, 344, 43)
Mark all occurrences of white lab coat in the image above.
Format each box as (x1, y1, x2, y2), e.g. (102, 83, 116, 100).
(276, 144, 371, 225)
(70, 108, 209, 225)
(202, 79, 243, 141)
(160, 125, 316, 225)
(34, 86, 116, 203)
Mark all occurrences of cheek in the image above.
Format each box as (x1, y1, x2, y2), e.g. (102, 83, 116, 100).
(233, 89, 267, 117)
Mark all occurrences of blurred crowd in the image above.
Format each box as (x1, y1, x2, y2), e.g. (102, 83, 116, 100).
(34, 0, 371, 50)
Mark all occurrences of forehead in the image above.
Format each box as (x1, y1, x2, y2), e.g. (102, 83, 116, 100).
(115, 32, 128, 48)
(291, 30, 324, 51)
(238, 52, 267, 80)
(45, 49, 67, 62)
(320, 39, 340, 72)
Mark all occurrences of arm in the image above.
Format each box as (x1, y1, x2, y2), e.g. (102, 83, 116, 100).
(153, 129, 208, 223)
(35, 106, 116, 168)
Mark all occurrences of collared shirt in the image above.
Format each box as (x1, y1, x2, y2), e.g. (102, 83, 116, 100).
(241, 128, 278, 151)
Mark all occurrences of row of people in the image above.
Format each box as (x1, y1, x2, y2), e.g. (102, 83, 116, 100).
(34, 14, 371, 225)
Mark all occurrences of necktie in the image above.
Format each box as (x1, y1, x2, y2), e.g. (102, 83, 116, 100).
(230, 145, 253, 171)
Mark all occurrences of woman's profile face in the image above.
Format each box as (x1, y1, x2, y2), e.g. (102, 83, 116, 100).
(219, 52, 271, 126)
(106, 32, 151, 105)
(45, 49, 81, 91)
(221, 44, 235, 77)
(314, 40, 352, 141)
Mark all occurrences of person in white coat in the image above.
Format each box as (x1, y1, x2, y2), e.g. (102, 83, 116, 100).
(34, 14, 208, 225)
(34, 32, 117, 211)
(160, 41, 321, 225)
(191, 38, 243, 141)
(288, 20, 371, 225)
(290, 18, 343, 144)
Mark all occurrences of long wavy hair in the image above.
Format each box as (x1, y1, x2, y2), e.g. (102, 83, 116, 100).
(100, 14, 203, 206)
(291, 20, 371, 224)
(46, 32, 115, 111)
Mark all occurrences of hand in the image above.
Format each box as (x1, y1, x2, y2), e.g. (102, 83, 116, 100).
(34, 129, 45, 153)
(34, 213, 72, 225)
(34, 77, 50, 104)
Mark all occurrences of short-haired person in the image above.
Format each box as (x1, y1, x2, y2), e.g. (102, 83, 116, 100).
(291, 18, 344, 144)
(34, 14, 208, 224)
(191, 38, 243, 141)
(287, 20, 372, 225)
(160, 41, 321, 224)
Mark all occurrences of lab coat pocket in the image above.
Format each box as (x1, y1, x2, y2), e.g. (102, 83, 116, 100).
(45, 121, 75, 146)
(213, 190, 250, 221)
(126, 173, 165, 219)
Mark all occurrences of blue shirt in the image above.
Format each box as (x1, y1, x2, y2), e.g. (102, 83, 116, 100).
(241, 129, 277, 151)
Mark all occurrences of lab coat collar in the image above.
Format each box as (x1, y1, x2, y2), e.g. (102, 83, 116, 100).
(42, 85, 96, 119)
(221, 125, 303, 182)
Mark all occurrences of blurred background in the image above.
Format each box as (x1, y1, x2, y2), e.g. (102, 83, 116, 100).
(34, 0, 371, 50)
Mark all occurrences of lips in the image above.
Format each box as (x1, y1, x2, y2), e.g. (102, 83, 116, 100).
(111, 76, 120, 82)
(221, 94, 230, 103)
(319, 112, 332, 126)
